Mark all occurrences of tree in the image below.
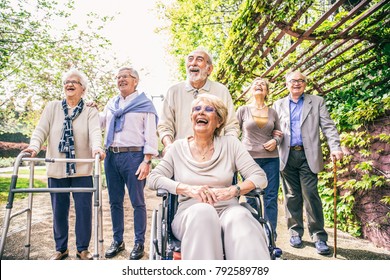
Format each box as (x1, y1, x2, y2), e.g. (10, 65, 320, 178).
(156, 0, 243, 79)
(0, 0, 120, 135)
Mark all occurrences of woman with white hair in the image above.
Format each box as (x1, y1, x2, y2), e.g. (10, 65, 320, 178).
(23, 69, 105, 260)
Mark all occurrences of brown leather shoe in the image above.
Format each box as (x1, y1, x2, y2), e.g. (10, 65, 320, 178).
(76, 250, 93, 260)
(50, 249, 69, 260)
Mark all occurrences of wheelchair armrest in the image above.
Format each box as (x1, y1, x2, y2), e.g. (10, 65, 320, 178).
(244, 188, 264, 198)
(157, 188, 169, 198)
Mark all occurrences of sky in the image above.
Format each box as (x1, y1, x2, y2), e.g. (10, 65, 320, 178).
(64, 0, 179, 113)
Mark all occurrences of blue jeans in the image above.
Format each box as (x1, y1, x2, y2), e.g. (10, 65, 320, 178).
(104, 150, 146, 245)
(48, 176, 93, 252)
(247, 158, 280, 234)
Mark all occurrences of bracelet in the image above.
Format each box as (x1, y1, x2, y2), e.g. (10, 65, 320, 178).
(144, 160, 152, 165)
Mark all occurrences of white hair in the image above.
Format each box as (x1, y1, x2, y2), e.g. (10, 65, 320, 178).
(188, 47, 213, 65)
(285, 71, 307, 82)
(62, 68, 89, 96)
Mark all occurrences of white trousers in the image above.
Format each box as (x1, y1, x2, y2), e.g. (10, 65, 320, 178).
(172, 199, 271, 260)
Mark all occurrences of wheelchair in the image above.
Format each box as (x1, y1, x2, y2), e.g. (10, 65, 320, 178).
(149, 188, 282, 260)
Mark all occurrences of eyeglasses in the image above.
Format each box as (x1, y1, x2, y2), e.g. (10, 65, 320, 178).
(116, 74, 136, 80)
(192, 105, 216, 113)
(63, 80, 82, 86)
(288, 79, 306, 84)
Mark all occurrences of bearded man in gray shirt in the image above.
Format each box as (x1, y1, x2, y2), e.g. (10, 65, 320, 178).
(157, 47, 239, 155)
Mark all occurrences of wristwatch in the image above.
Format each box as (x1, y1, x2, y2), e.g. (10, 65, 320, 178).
(234, 185, 241, 197)
(144, 160, 152, 165)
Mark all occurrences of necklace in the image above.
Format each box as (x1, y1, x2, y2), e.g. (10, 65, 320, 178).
(255, 104, 267, 110)
(193, 141, 214, 160)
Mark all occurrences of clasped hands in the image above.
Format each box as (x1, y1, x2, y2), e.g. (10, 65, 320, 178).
(182, 185, 237, 205)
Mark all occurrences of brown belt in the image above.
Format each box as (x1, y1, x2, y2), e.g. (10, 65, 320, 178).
(108, 146, 143, 153)
(290, 145, 304, 151)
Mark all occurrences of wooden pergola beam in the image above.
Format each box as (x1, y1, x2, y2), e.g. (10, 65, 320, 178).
(270, 0, 370, 79)
(337, 0, 388, 38)
(262, 0, 373, 82)
(318, 44, 376, 77)
(323, 64, 390, 94)
(317, 56, 377, 87)
(261, 0, 348, 77)
(306, 40, 361, 75)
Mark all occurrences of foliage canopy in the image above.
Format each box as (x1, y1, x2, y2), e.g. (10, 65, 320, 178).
(0, 0, 121, 135)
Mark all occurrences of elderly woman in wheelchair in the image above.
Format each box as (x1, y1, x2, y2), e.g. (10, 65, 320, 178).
(147, 94, 272, 260)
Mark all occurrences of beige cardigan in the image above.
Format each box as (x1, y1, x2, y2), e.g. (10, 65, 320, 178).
(147, 136, 267, 204)
(28, 100, 103, 178)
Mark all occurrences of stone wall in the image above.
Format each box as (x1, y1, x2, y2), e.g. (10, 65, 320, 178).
(342, 114, 390, 250)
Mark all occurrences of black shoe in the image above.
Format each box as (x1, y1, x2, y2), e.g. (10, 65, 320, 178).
(105, 241, 125, 258)
(315, 240, 330, 255)
(129, 243, 144, 260)
(289, 236, 303, 248)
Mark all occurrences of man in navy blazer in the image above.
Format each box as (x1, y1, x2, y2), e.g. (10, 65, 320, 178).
(273, 70, 343, 255)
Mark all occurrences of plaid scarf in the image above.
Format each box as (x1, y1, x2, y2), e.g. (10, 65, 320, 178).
(58, 98, 84, 175)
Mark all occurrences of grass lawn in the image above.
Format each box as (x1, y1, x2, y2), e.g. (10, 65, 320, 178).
(0, 177, 47, 204)
(1, 168, 47, 176)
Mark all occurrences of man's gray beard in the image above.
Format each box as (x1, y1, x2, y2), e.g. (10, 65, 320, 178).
(187, 70, 208, 84)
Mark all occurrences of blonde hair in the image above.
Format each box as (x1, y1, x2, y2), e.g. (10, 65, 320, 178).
(191, 93, 227, 136)
(243, 77, 270, 102)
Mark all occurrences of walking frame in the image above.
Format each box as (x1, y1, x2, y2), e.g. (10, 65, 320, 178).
(0, 152, 104, 260)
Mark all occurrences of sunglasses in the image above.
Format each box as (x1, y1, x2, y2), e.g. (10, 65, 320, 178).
(192, 105, 216, 113)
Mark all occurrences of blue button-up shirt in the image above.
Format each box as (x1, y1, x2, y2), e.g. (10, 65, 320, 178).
(289, 94, 304, 146)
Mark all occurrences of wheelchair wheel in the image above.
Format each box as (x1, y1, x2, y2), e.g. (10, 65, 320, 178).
(149, 204, 164, 260)
(160, 203, 170, 259)
(265, 221, 273, 245)
(262, 220, 282, 259)
(149, 208, 158, 260)
(157, 204, 164, 258)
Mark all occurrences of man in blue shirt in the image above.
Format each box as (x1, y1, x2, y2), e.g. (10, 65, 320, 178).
(100, 67, 159, 260)
(273, 71, 343, 255)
